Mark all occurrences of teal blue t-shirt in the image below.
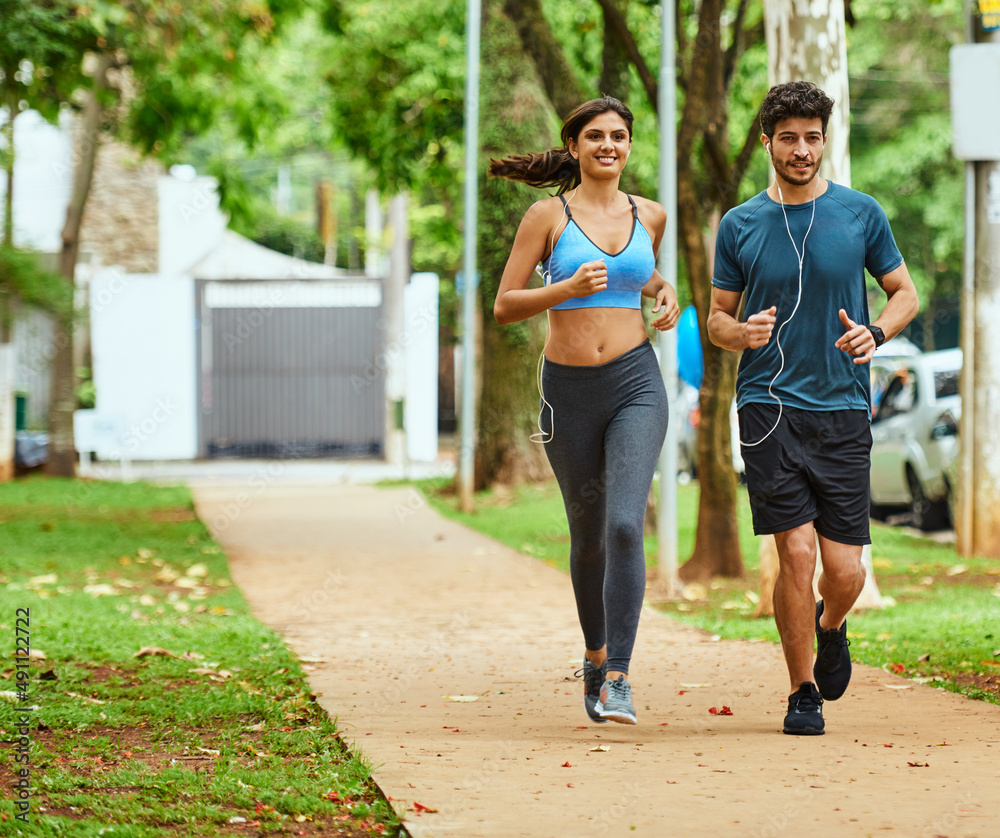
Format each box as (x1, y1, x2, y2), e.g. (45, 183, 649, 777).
(712, 181, 903, 413)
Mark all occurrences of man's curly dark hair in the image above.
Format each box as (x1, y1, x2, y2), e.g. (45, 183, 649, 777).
(759, 81, 835, 139)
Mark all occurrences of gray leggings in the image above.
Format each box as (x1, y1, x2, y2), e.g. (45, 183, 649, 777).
(540, 340, 668, 675)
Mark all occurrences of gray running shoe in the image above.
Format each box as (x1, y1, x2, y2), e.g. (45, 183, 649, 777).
(597, 675, 636, 725)
(574, 658, 607, 724)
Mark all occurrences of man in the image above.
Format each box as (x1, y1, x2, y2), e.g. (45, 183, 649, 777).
(707, 81, 919, 735)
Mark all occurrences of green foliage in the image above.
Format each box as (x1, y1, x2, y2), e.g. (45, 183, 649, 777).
(477, 3, 560, 348)
(323, 0, 466, 196)
(0, 244, 72, 321)
(0, 0, 91, 122)
(848, 0, 965, 324)
(182, 12, 368, 268)
(84, 0, 307, 156)
(230, 201, 326, 262)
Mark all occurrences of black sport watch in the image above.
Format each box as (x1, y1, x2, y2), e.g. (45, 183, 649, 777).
(866, 324, 886, 348)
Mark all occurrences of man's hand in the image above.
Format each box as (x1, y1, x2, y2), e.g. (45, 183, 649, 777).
(745, 306, 777, 349)
(835, 309, 877, 364)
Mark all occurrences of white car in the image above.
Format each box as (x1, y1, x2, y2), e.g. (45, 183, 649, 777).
(869, 347, 962, 530)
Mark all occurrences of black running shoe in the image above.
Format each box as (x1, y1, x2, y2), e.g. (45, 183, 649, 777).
(574, 657, 607, 723)
(813, 600, 852, 700)
(783, 681, 824, 735)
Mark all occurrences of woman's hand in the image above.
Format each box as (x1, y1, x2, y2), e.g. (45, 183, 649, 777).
(650, 282, 679, 331)
(566, 259, 608, 297)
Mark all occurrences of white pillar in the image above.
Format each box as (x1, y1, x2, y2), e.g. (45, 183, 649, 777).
(384, 194, 409, 467)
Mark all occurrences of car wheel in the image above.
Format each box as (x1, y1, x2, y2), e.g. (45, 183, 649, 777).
(906, 466, 950, 532)
(869, 499, 890, 522)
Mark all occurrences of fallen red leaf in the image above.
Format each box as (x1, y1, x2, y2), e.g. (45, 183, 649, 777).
(562, 761, 572, 767)
(719, 706, 734, 716)
(889, 663, 905, 674)
(678, 690, 686, 695)
(659, 722, 669, 726)
(576, 726, 588, 729)
(708, 707, 718, 715)
(413, 801, 438, 813)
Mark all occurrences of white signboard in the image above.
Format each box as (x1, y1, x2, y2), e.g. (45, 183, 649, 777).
(950, 44, 1000, 161)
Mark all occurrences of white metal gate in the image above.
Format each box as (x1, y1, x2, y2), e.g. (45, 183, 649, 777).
(196, 278, 385, 459)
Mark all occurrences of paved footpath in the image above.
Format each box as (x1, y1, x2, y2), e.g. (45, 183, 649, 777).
(191, 481, 1000, 838)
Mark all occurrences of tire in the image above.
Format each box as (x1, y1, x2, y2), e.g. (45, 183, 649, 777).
(906, 467, 950, 532)
(869, 499, 890, 522)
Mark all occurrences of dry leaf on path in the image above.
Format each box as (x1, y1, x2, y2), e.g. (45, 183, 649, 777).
(589, 745, 610, 752)
(443, 695, 478, 702)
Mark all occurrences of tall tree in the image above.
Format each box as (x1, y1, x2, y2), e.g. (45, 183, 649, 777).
(477, 0, 558, 485)
(848, 0, 965, 349)
(34, 0, 308, 476)
(324, 0, 556, 485)
(0, 0, 84, 249)
(0, 0, 88, 480)
(503, 0, 765, 580)
(591, 0, 765, 581)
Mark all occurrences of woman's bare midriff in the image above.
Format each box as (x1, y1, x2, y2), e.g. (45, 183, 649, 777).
(544, 307, 649, 366)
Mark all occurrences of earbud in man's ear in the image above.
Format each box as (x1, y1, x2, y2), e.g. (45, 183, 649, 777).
(766, 143, 772, 156)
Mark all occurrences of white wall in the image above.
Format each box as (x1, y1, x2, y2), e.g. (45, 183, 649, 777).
(88, 269, 197, 460)
(404, 273, 439, 462)
(157, 174, 228, 277)
(0, 109, 73, 252)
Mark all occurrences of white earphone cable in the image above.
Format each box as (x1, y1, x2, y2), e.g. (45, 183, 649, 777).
(530, 189, 576, 445)
(740, 167, 818, 448)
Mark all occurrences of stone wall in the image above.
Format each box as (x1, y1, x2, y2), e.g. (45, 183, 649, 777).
(79, 139, 162, 273)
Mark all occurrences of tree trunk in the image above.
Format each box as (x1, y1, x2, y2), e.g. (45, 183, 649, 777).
(763, 0, 851, 187)
(1, 96, 17, 481)
(759, 2, 893, 606)
(674, 0, 746, 582)
(754, 535, 885, 617)
(474, 1, 556, 488)
(47, 53, 112, 478)
(600, 0, 631, 101)
(501, 0, 583, 120)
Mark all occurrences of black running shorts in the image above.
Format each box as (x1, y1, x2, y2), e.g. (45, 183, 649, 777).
(738, 403, 872, 545)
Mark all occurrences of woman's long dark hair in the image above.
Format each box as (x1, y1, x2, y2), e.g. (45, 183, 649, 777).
(488, 96, 634, 194)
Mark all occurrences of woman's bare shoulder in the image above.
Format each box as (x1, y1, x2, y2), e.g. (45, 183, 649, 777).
(630, 194, 667, 224)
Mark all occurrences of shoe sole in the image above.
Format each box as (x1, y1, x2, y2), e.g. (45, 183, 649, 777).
(599, 709, 637, 725)
(783, 726, 825, 735)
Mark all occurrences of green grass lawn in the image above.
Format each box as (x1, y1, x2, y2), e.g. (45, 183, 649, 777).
(418, 477, 1000, 705)
(0, 477, 400, 837)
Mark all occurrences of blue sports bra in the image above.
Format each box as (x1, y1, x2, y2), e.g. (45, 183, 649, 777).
(542, 194, 655, 311)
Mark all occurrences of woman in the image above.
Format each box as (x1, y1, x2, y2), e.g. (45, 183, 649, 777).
(490, 96, 679, 725)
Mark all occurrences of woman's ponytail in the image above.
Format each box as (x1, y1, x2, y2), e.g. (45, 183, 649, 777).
(487, 97, 633, 195)
(487, 148, 580, 194)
